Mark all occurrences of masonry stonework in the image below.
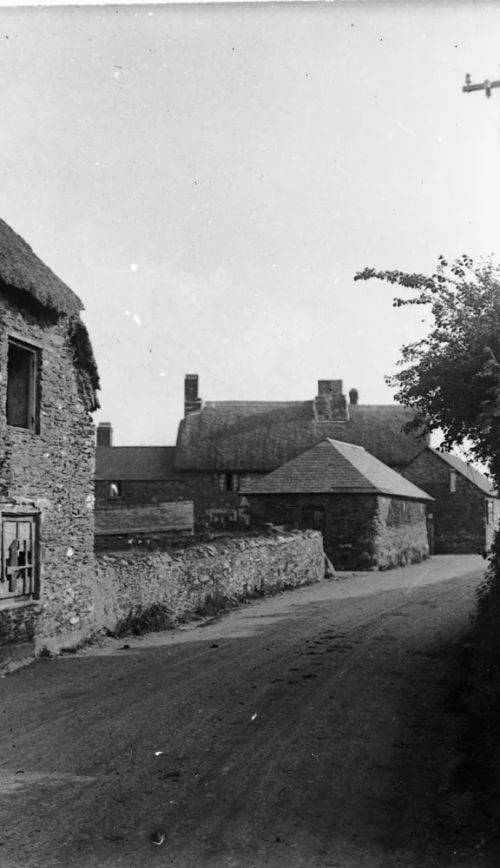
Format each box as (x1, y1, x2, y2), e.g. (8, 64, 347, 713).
(89, 531, 325, 640)
(400, 450, 496, 554)
(0, 292, 96, 658)
(246, 493, 429, 570)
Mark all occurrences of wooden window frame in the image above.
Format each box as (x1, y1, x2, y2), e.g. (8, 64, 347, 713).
(0, 514, 39, 603)
(6, 338, 40, 433)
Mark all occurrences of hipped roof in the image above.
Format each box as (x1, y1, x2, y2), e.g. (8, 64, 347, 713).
(96, 446, 178, 481)
(241, 439, 433, 500)
(175, 401, 428, 472)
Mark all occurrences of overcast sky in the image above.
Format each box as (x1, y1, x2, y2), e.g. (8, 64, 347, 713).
(2, 1, 500, 444)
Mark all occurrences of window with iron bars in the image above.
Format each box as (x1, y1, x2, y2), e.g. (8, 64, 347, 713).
(0, 516, 38, 602)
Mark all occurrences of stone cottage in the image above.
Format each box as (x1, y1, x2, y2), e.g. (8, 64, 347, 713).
(400, 447, 500, 554)
(241, 439, 432, 570)
(94, 427, 194, 545)
(95, 426, 181, 506)
(0, 218, 99, 661)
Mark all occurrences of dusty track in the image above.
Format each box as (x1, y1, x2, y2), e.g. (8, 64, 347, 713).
(0, 556, 488, 867)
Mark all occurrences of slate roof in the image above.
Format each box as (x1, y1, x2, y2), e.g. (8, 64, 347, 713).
(430, 448, 497, 496)
(95, 446, 178, 481)
(241, 439, 433, 500)
(175, 400, 428, 472)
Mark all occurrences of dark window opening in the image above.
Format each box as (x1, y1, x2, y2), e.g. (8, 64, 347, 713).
(218, 473, 240, 493)
(1, 516, 38, 601)
(301, 506, 325, 534)
(7, 339, 39, 432)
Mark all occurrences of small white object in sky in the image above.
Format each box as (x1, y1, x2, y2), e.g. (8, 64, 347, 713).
(396, 120, 417, 137)
(251, 713, 258, 721)
(154, 750, 164, 756)
(159, 372, 166, 377)
(133, 314, 142, 326)
(125, 310, 131, 317)
(130, 263, 138, 272)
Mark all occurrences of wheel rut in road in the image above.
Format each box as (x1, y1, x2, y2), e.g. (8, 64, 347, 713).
(0, 561, 487, 868)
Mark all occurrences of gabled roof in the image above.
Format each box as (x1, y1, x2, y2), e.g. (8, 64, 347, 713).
(430, 448, 497, 496)
(95, 446, 178, 481)
(175, 400, 428, 472)
(241, 439, 433, 500)
(0, 218, 83, 317)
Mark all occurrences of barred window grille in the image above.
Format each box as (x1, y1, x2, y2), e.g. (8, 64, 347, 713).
(0, 517, 37, 601)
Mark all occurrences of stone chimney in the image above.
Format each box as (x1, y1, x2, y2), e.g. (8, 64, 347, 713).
(314, 380, 349, 422)
(349, 388, 359, 406)
(184, 374, 203, 416)
(96, 422, 113, 447)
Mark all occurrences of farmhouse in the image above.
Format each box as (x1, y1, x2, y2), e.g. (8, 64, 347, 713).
(174, 375, 429, 527)
(0, 218, 99, 661)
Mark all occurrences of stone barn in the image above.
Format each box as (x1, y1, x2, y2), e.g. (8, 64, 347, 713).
(400, 446, 500, 554)
(241, 439, 433, 571)
(0, 218, 99, 662)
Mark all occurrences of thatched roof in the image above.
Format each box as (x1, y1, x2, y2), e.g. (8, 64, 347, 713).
(0, 218, 100, 411)
(0, 218, 83, 317)
(96, 446, 177, 481)
(241, 439, 433, 500)
(175, 400, 429, 472)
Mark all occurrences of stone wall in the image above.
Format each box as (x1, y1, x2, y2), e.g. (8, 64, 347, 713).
(246, 493, 429, 570)
(373, 497, 429, 570)
(95, 471, 264, 529)
(95, 478, 188, 509)
(0, 292, 96, 659)
(400, 450, 496, 554)
(77, 531, 324, 648)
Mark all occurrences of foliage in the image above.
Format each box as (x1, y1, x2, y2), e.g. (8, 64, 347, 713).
(355, 255, 500, 486)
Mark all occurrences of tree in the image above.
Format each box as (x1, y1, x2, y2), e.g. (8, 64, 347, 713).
(354, 255, 500, 486)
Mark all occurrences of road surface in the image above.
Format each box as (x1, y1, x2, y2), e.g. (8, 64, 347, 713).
(0, 555, 488, 867)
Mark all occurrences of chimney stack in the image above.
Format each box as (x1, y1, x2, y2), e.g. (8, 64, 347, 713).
(349, 388, 359, 406)
(314, 380, 349, 422)
(96, 422, 113, 447)
(184, 374, 202, 416)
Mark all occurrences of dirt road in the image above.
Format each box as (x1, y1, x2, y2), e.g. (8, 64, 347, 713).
(0, 556, 488, 868)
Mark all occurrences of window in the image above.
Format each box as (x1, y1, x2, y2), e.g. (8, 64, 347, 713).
(7, 339, 39, 432)
(486, 500, 495, 524)
(301, 506, 325, 534)
(1, 516, 38, 602)
(217, 473, 240, 493)
(450, 470, 457, 493)
(109, 482, 122, 498)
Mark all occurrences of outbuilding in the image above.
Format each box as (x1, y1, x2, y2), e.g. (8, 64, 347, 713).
(241, 438, 433, 570)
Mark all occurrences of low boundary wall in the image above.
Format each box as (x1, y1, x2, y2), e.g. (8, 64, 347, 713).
(90, 530, 325, 639)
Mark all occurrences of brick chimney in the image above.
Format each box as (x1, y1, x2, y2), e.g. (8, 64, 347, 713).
(349, 388, 359, 406)
(96, 422, 113, 447)
(184, 374, 203, 416)
(314, 380, 349, 422)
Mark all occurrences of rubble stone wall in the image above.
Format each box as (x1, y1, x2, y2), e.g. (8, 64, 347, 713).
(0, 293, 96, 658)
(91, 531, 324, 638)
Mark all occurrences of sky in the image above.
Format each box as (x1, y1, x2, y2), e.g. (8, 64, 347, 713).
(2, 1, 500, 445)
